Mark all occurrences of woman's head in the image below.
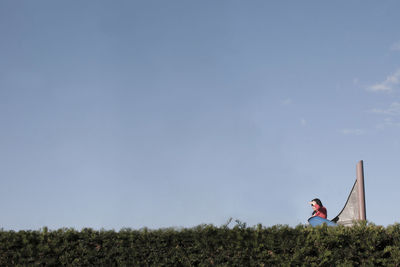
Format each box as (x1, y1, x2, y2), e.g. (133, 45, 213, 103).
(311, 198, 323, 207)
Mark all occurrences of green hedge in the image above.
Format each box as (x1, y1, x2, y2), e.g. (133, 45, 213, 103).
(1, 222, 400, 266)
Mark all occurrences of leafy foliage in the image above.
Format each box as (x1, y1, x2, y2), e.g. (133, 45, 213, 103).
(1, 222, 400, 266)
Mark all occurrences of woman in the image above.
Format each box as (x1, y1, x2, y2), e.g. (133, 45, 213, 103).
(309, 198, 327, 219)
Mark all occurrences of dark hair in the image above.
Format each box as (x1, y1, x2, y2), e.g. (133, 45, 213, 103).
(311, 198, 323, 216)
(312, 198, 323, 207)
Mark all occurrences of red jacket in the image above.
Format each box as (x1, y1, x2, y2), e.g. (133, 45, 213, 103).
(313, 204, 327, 219)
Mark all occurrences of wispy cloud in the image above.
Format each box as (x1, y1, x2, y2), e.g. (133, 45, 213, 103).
(370, 103, 400, 130)
(370, 102, 400, 116)
(282, 98, 292, 105)
(339, 129, 365, 136)
(300, 118, 306, 126)
(390, 41, 400, 51)
(368, 69, 400, 92)
(376, 118, 400, 129)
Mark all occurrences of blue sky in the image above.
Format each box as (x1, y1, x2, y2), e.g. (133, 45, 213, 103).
(1, 0, 400, 230)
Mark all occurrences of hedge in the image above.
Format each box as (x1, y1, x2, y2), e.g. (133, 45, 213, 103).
(1, 222, 400, 266)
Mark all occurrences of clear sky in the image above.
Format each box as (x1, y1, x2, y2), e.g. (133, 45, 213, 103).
(1, 0, 400, 230)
